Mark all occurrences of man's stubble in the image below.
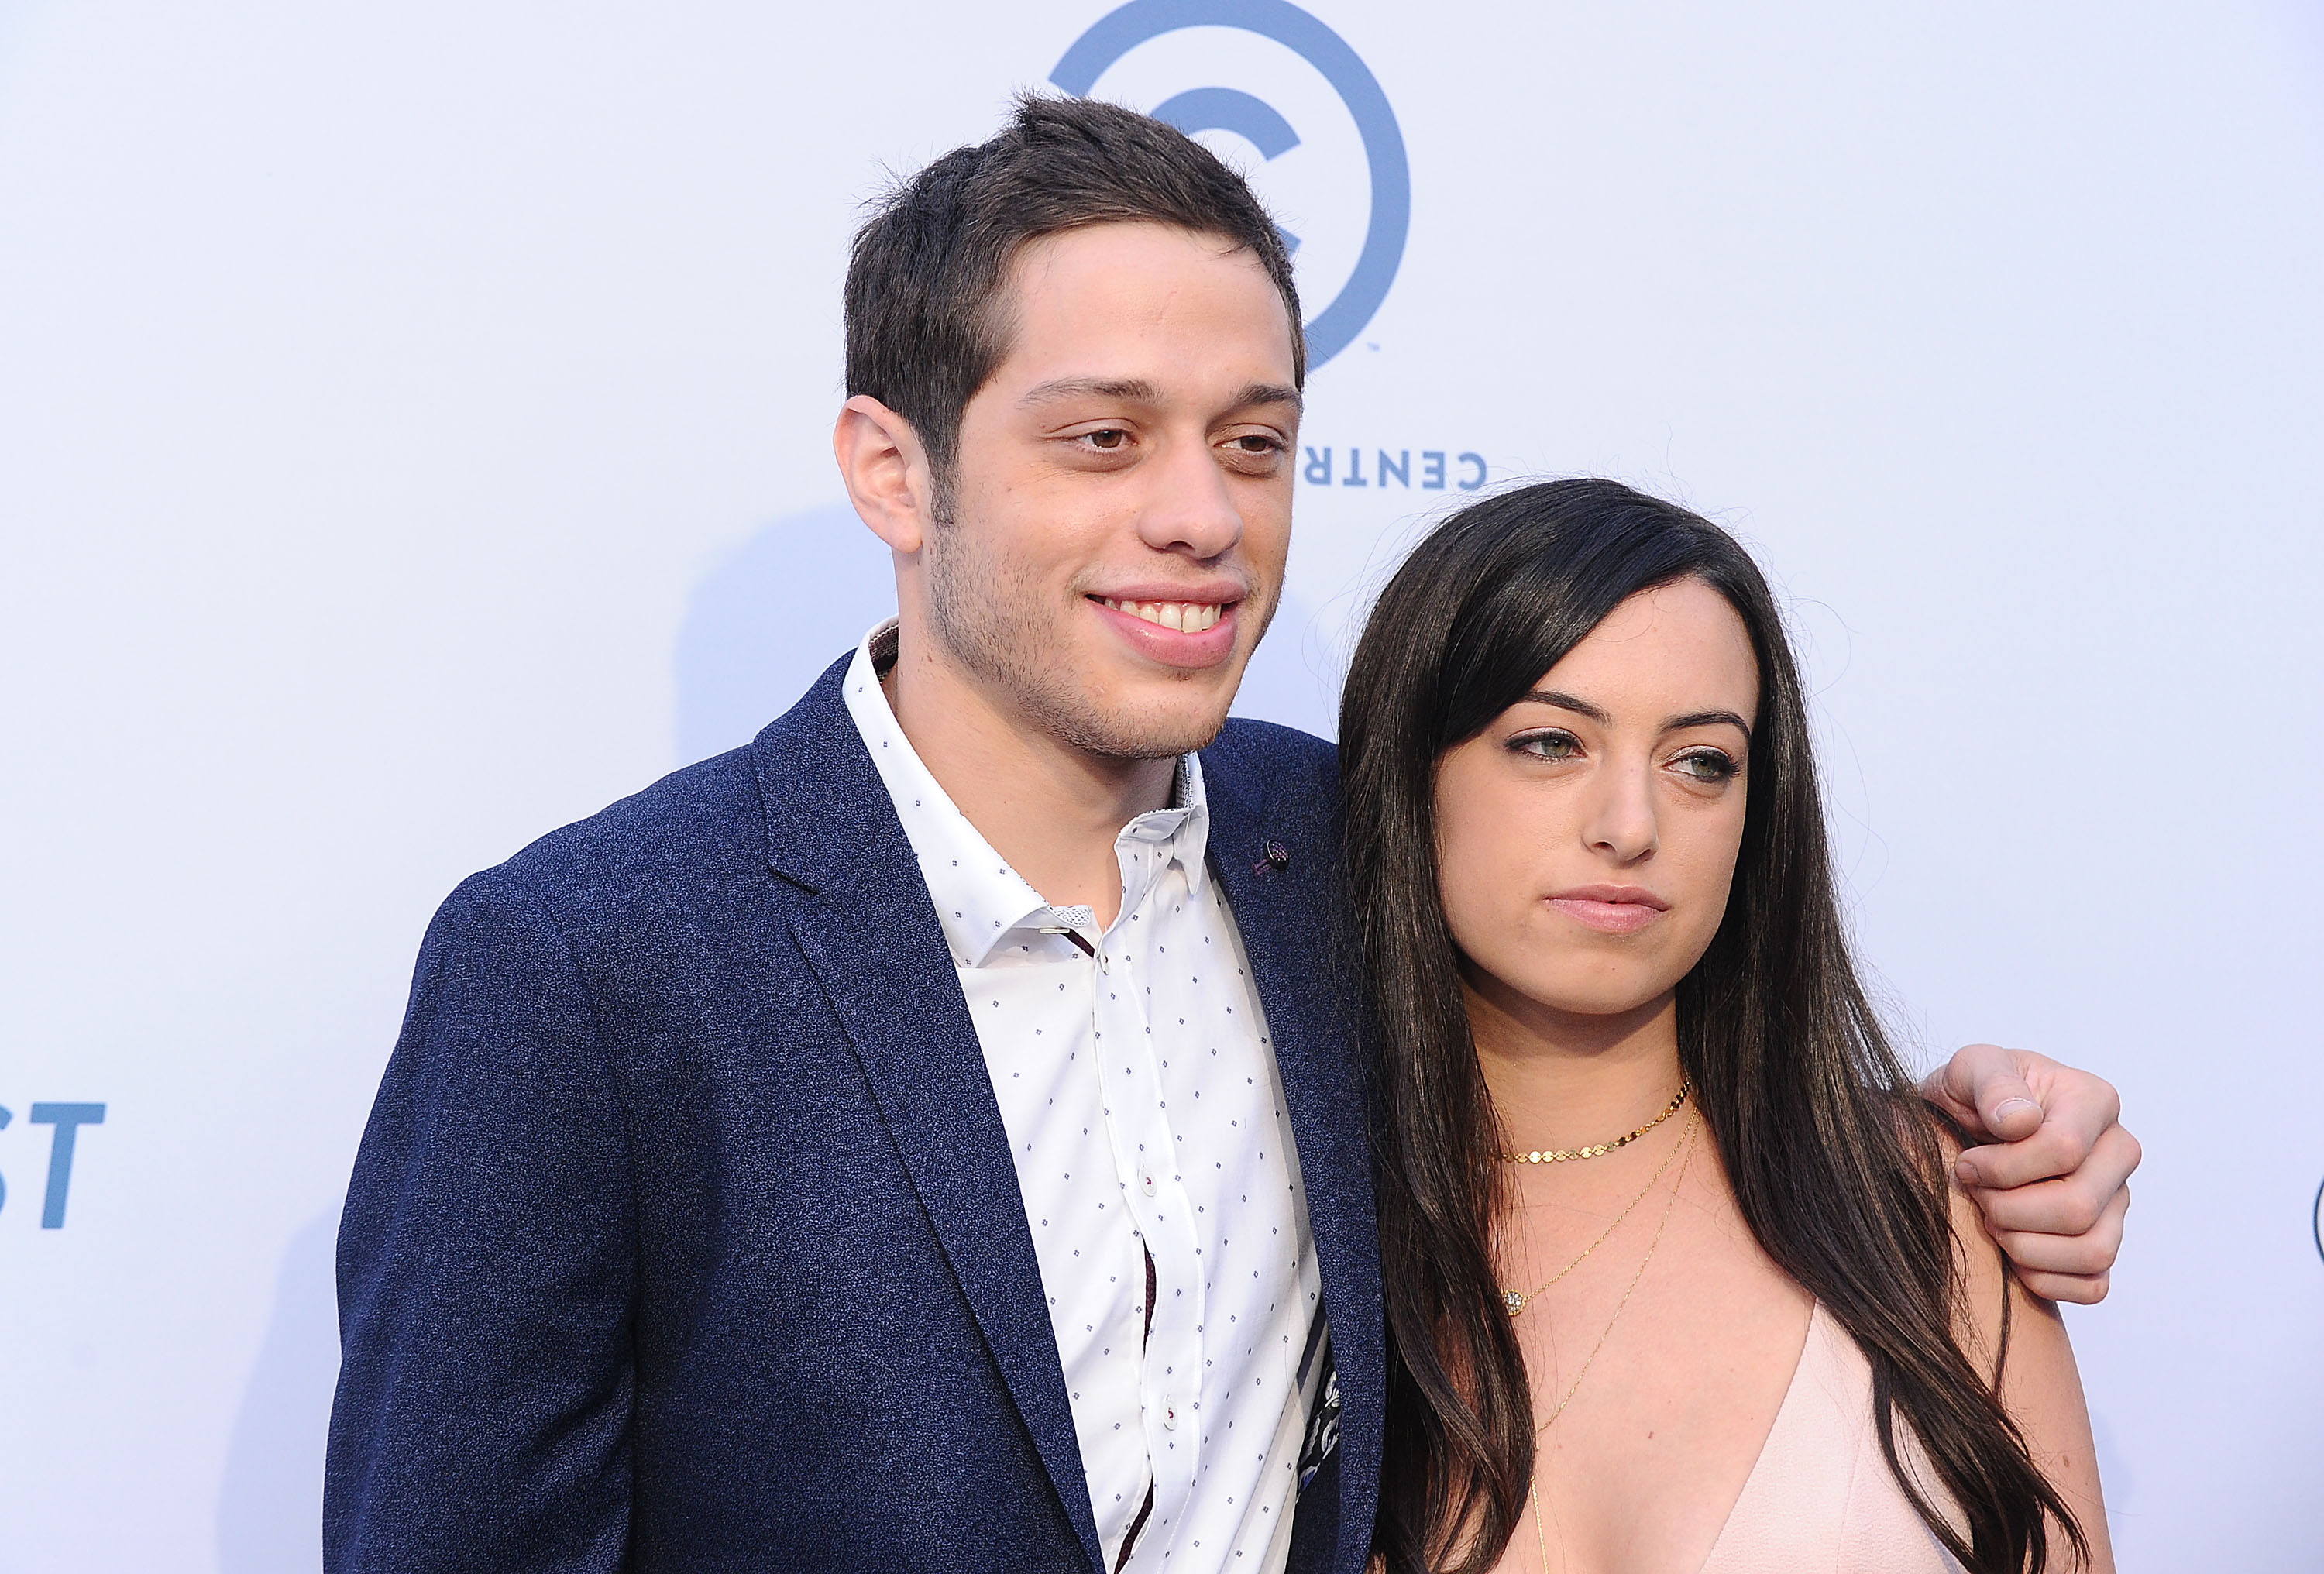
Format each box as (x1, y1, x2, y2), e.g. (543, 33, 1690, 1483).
(921, 513, 1278, 763)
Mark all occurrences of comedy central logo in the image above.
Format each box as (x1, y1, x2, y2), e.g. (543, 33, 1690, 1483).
(1052, 0, 1409, 370)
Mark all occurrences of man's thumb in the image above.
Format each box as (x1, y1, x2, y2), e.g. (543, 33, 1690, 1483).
(1976, 1068, 2044, 1142)
(1934, 1043, 2044, 1144)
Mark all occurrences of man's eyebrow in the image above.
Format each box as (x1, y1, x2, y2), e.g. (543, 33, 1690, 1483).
(1018, 376, 1161, 407)
(1232, 382, 1303, 416)
(1515, 691, 1754, 741)
(1013, 376, 1303, 417)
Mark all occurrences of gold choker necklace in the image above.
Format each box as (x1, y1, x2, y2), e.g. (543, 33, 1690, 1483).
(1497, 1078, 1690, 1164)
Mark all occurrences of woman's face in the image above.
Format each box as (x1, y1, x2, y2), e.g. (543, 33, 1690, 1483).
(1434, 577, 1761, 1024)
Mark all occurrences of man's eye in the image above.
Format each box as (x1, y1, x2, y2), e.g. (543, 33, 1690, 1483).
(1511, 730, 1581, 761)
(1232, 434, 1283, 454)
(1084, 428, 1129, 450)
(1672, 750, 1738, 784)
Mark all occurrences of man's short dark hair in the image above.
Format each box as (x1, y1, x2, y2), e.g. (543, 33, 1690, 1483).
(845, 94, 1305, 512)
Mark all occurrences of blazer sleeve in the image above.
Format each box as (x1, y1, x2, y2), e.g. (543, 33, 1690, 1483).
(325, 868, 636, 1572)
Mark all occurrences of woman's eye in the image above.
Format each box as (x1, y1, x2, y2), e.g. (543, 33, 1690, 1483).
(1672, 749, 1738, 784)
(1512, 730, 1582, 761)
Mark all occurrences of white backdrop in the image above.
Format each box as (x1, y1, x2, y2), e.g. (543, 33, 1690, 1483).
(2, 2, 2319, 1568)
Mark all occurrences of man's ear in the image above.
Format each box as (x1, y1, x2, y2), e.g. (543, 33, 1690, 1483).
(834, 394, 938, 555)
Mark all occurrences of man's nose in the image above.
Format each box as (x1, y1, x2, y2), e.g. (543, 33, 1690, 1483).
(1134, 434, 1245, 560)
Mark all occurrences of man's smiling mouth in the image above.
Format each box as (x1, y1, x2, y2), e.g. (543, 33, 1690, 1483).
(1096, 597, 1226, 634)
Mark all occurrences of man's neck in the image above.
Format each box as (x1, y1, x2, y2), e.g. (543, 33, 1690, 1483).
(881, 631, 1176, 927)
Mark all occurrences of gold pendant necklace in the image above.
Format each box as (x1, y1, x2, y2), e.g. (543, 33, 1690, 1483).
(1525, 1113, 1699, 1567)
(1497, 1078, 1690, 1164)
(1527, 1112, 1696, 1434)
(1501, 1109, 1693, 1317)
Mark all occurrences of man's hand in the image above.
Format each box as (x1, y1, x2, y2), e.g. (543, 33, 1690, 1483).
(1921, 1043, 2140, 1304)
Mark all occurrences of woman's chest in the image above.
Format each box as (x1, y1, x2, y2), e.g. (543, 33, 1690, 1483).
(1497, 1181, 1812, 1573)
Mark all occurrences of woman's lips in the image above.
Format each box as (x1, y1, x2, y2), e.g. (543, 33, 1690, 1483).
(1547, 887, 1669, 935)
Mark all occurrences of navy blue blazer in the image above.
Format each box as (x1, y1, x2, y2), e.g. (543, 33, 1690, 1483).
(326, 655, 1383, 1573)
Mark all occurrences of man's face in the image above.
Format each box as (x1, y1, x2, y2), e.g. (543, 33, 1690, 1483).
(926, 221, 1301, 760)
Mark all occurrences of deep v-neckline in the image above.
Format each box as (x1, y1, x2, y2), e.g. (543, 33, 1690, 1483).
(1689, 1300, 1825, 1572)
(1690, 1299, 1968, 1573)
(1514, 1294, 1820, 1574)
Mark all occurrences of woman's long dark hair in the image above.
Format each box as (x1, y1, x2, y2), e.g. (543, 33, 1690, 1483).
(1342, 480, 2085, 1573)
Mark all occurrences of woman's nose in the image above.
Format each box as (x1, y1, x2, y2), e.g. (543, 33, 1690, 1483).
(1583, 762, 1659, 864)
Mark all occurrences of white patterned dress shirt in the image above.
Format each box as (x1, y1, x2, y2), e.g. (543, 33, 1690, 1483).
(842, 624, 1326, 1573)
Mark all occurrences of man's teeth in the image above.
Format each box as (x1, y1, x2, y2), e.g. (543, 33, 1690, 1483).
(1100, 598, 1225, 634)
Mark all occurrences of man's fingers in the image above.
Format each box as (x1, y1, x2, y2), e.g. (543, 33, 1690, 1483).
(1959, 1114, 2140, 1200)
(2013, 1268, 2109, 1306)
(1975, 1184, 2130, 1277)
(1934, 1045, 2134, 1305)
(1972, 1167, 2114, 1238)
(1953, 1115, 2082, 1192)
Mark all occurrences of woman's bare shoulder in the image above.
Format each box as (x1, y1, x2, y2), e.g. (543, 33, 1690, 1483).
(1938, 1130, 2117, 1571)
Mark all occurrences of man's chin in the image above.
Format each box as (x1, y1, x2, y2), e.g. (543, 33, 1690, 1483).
(935, 607, 1253, 761)
(1060, 706, 1232, 762)
(1043, 674, 1239, 761)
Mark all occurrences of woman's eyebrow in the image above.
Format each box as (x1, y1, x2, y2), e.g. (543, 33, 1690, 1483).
(1664, 708, 1753, 740)
(1518, 691, 1752, 741)
(1518, 689, 1607, 722)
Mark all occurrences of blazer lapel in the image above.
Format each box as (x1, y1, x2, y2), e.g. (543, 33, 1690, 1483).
(752, 659, 1107, 1574)
(1201, 737, 1384, 1569)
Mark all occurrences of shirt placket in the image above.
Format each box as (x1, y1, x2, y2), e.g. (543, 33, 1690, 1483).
(1094, 823, 1205, 1566)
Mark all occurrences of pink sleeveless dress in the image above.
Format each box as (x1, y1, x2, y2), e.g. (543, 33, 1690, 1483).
(1697, 1302, 1966, 1573)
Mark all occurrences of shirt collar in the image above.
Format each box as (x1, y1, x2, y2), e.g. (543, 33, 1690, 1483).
(1122, 754, 1211, 899)
(841, 620, 1210, 968)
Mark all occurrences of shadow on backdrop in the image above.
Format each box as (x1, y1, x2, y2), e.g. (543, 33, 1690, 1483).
(674, 503, 1336, 768)
(675, 504, 897, 765)
(217, 1210, 339, 1572)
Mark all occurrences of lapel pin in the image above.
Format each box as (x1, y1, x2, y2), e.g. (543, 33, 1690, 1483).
(1253, 840, 1291, 874)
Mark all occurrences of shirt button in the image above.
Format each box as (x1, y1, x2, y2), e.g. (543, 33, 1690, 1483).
(1163, 1404, 1178, 1431)
(1141, 1174, 1157, 1197)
